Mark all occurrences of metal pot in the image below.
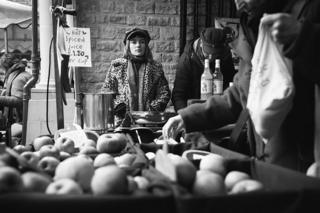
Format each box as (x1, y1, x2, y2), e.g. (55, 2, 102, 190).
(82, 92, 115, 134)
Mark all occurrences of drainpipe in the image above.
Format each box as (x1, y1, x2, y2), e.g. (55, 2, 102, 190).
(21, 0, 40, 145)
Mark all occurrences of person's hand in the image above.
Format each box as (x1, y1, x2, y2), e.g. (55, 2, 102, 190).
(261, 13, 302, 45)
(162, 114, 185, 140)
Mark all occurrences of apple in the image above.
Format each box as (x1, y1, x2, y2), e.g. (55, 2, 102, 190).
(114, 153, 136, 168)
(39, 144, 60, 159)
(230, 179, 264, 194)
(59, 151, 71, 161)
(32, 135, 54, 151)
(79, 146, 99, 156)
(134, 176, 150, 190)
(168, 153, 196, 189)
(0, 152, 19, 168)
(91, 165, 129, 195)
(224, 170, 251, 191)
(46, 178, 83, 195)
(0, 166, 23, 193)
(20, 151, 40, 168)
(55, 136, 75, 154)
(199, 153, 226, 177)
(93, 153, 116, 168)
(80, 139, 96, 148)
(13, 144, 28, 154)
(54, 155, 95, 192)
(96, 133, 127, 154)
(37, 156, 60, 177)
(193, 170, 226, 196)
(21, 171, 52, 192)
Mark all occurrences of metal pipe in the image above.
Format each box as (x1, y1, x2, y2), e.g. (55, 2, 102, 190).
(21, 0, 40, 145)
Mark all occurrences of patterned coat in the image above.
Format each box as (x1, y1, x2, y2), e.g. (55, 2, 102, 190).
(104, 58, 171, 112)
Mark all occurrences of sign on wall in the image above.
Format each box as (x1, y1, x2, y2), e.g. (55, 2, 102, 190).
(64, 27, 92, 67)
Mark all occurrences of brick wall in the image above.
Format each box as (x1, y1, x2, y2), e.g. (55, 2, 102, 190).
(75, 0, 236, 93)
(1, 0, 236, 93)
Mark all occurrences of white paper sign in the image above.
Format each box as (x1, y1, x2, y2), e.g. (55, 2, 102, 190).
(65, 27, 92, 67)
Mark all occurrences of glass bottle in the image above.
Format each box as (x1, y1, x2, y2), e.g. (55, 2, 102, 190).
(213, 59, 223, 95)
(200, 58, 213, 100)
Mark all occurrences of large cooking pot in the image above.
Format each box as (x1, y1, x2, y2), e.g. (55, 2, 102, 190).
(82, 92, 115, 134)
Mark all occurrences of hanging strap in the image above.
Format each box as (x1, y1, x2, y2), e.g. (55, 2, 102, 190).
(229, 108, 249, 148)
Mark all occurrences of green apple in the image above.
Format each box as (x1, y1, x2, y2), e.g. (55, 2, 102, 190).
(32, 135, 54, 151)
(96, 133, 127, 154)
(55, 136, 76, 154)
(37, 156, 60, 177)
(13, 144, 28, 154)
(224, 170, 250, 191)
(39, 144, 60, 159)
(91, 165, 129, 195)
(193, 170, 226, 196)
(93, 153, 116, 168)
(46, 178, 83, 195)
(20, 151, 40, 168)
(0, 166, 23, 193)
(54, 156, 94, 192)
(21, 171, 52, 192)
(199, 153, 226, 177)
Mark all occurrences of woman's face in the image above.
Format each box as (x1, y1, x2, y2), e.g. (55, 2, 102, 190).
(129, 36, 146, 57)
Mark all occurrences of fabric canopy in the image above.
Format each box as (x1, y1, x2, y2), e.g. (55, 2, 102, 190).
(0, 0, 32, 29)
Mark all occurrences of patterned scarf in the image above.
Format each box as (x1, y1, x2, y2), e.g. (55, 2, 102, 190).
(127, 56, 147, 111)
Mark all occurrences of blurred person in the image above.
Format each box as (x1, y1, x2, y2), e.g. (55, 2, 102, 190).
(162, 0, 320, 173)
(172, 27, 236, 112)
(0, 52, 32, 145)
(103, 28, 171, 124)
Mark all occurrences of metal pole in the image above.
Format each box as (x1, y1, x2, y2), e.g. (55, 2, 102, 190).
(52, 0, 65, 130)
(22, 0, 40, 145)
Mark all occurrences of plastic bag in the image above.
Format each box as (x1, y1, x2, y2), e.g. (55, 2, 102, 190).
(247, 23, 294, 144)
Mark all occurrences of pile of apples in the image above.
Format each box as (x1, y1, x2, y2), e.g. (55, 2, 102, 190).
(157, 152, 264, 196)
(0, 133, 150, 195)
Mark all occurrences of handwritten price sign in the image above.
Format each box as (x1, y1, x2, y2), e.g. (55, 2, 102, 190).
(64, 28, 92, 67)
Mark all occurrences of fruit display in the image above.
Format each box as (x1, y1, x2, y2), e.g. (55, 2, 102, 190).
(2, 130, 320, 203)
(0, 132, 151, 196)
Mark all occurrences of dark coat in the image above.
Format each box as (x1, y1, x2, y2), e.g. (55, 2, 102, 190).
(172, 39, 236, 111)
(179, 0, 320, 172)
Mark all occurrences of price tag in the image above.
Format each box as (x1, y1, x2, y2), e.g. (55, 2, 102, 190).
(64, 27, 92, 67)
